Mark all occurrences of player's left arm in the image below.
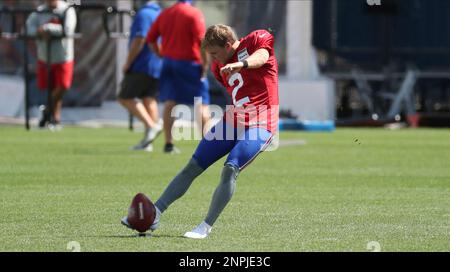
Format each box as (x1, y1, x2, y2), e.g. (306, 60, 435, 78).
(220, 48, 269, 77)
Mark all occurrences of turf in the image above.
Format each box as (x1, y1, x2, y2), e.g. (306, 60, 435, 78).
(0, 126, 449, 252)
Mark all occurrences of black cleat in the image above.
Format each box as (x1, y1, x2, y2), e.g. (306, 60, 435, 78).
(164, 143, 181, 154)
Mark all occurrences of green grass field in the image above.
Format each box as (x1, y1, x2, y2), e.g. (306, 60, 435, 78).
(0, 126, 449, 252)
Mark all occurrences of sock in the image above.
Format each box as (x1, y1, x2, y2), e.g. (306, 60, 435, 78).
(144, 127, 153, 140)
(154, 206, 161, 222)
(204, 164, 239, 226)
(155, 158, 205, 213)
(152, 206, 161, 226)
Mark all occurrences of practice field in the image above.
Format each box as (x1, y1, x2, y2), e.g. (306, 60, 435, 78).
(0, 126, 449, 252)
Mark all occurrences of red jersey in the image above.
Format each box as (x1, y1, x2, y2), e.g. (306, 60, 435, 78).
(212, 30, 279, 133)
(146, 2, 205, 64)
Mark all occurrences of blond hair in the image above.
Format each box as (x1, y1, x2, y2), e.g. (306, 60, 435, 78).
(202, 24, 238, 49)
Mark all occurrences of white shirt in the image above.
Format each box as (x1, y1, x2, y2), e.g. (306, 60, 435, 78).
(26, 0, 77, 64)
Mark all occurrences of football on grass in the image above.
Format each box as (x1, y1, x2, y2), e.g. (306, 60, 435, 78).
(127, 193, 156, 233)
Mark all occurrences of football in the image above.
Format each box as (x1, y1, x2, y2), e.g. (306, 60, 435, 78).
(126, 193, 156, 233)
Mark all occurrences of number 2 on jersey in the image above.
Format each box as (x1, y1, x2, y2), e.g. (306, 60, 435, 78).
(228, 73, 250, 107)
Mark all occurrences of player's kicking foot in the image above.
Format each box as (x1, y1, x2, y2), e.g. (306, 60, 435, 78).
(164, 143, 181, 154)
(121, 206, 161, 232)
(183, 221, 212, 239)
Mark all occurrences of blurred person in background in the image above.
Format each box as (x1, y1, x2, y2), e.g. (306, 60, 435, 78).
(147, 0, 210, 154)
(26, 0, 76, 129)
(118, 0, 162, 151)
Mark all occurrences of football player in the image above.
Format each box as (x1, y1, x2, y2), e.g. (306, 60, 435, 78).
(122, 24, 279, 238)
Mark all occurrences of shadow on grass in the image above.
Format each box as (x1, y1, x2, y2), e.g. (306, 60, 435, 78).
(59, 233, 185, 239)
(103, 234, 185, 239)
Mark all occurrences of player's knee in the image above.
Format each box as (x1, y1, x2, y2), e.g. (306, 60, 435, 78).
(191, 153, 212, 170)
(181, 157, 205, 177)
(224, 158, 240, 171)
(222, 163, 239, 184)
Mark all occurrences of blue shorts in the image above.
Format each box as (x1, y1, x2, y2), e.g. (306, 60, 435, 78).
(193, 120, 274, 171)
(159, 58, 210, 105)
